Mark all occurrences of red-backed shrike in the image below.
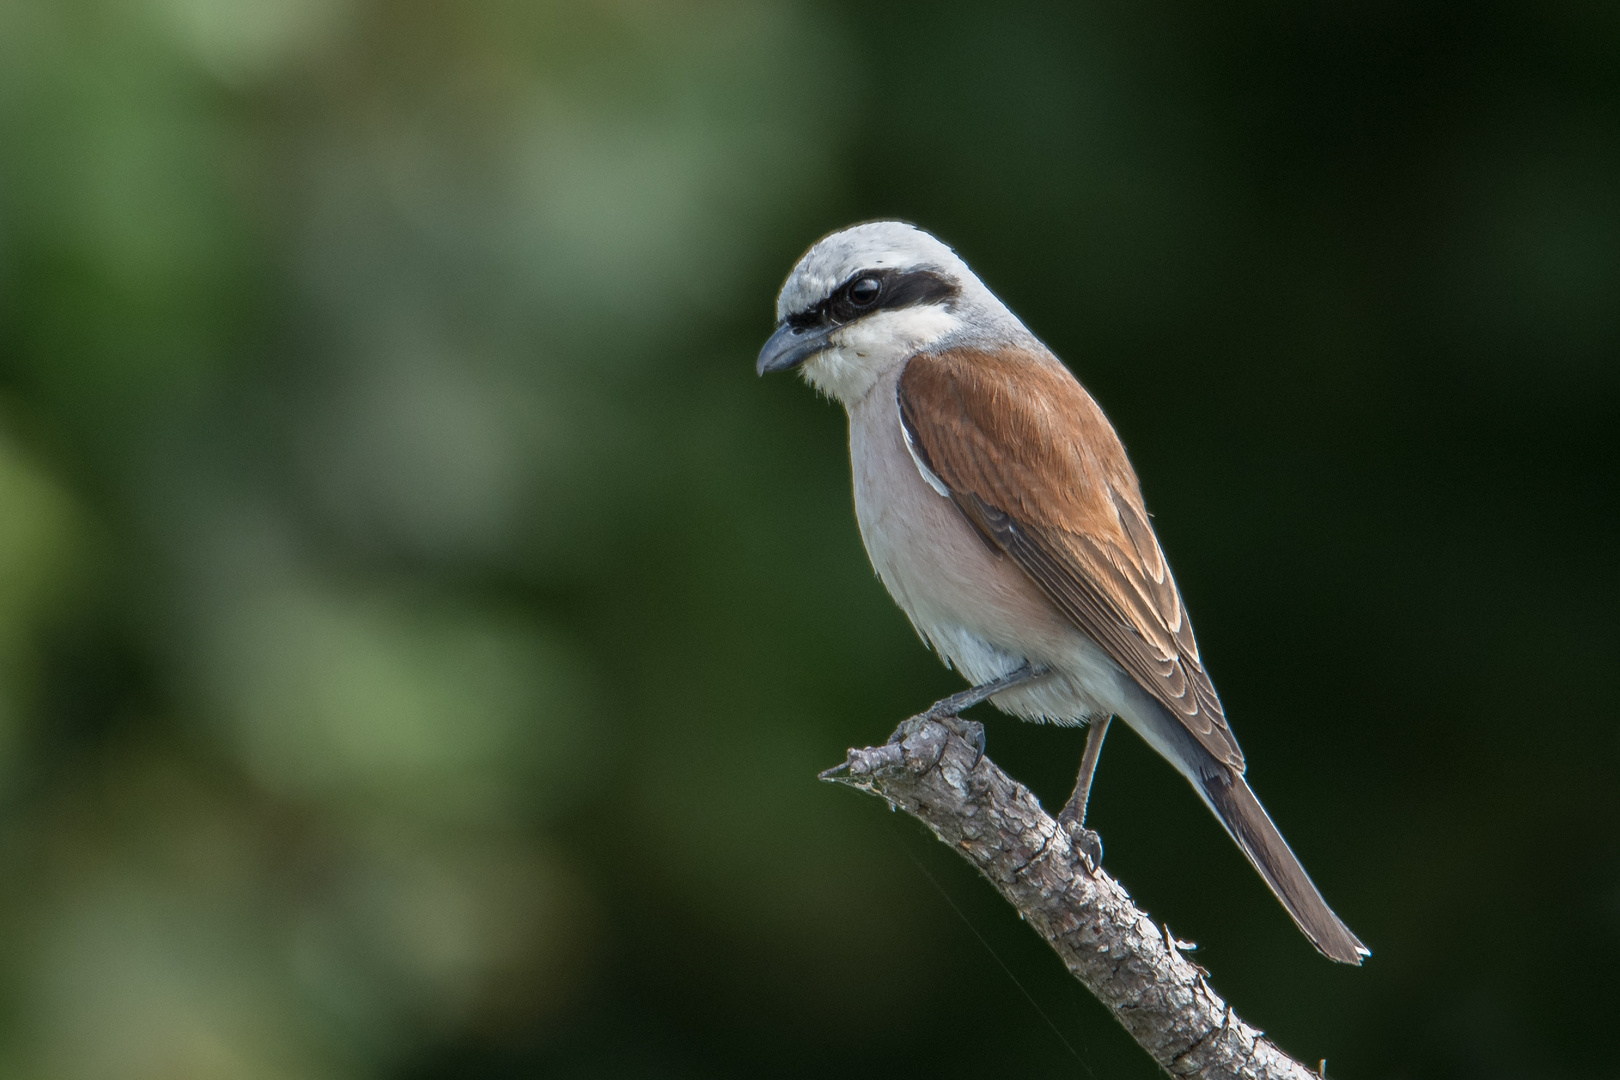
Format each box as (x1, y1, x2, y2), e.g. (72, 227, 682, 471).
(757, 221, 1368, 965)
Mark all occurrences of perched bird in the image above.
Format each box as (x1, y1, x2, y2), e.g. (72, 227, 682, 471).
(757, 221, 1368, 965)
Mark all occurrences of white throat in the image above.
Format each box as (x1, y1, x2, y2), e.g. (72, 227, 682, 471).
(799, 305, 961, 406)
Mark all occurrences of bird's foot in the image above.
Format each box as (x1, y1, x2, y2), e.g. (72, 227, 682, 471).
(1056, 806, 1104, 872)
(887, 712, 986, 768)
(885, 664, 1046, 761)
(939, 715, 986, 768)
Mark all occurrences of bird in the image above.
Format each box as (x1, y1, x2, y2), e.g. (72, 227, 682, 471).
(756, 220, 1369, 965)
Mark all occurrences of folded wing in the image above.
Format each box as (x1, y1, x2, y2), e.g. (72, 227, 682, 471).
(897, 346, 1243, 772)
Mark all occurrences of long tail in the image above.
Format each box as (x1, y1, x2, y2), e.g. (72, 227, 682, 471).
(1197, 770, 1370, 965)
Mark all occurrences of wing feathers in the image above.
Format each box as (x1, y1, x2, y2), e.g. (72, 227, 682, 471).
(898, 347, 1243, 771)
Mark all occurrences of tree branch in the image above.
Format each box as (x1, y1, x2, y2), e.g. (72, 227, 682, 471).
(821, 719, 1323, 1080)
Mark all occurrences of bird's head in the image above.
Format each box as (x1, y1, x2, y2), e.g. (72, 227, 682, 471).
(756, 221, 1021, 404)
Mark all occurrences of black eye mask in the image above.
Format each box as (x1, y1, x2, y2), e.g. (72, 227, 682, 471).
(786, 267, 960, 331)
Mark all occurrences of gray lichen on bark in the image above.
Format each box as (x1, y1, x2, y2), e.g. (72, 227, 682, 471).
(822, 719, 1323, 1080)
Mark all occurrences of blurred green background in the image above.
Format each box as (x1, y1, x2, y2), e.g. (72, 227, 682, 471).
(1, 1, 1617, 1077)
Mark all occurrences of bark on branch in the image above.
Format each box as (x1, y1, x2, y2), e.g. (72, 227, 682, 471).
(821, 719, 1323, 1080)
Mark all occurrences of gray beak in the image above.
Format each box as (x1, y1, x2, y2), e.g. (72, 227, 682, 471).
(756, 321, 833, 376)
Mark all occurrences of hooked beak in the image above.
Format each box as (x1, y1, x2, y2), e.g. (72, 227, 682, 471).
(756, 321, 833, 376)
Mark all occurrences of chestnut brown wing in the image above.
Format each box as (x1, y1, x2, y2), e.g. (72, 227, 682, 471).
(897, 347, 1243, 771)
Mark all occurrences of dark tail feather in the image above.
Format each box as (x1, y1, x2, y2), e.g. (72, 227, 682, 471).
(1198, 770, 1370, 965)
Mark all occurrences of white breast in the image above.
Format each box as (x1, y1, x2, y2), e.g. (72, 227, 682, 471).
(844, 367, 1129, 726)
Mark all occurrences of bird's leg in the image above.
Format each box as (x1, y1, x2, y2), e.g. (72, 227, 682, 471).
(1057, 714, 1111, 869)
(888, 662, 1048, 764)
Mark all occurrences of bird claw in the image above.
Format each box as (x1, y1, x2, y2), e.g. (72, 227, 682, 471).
(942, 717, 986, 768)
(886, 713, 986, 769)
(1057, 810, 1104, 871)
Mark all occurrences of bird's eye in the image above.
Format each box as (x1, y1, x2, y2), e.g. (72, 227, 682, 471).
(848, 277, 881, 306)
